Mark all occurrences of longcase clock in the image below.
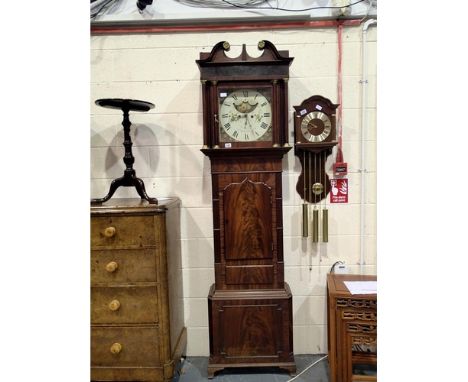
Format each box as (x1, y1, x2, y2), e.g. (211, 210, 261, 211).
(196, 41, 296, 378)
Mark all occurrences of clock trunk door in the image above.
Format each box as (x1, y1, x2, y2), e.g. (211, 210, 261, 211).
(221, 178, 275, 287)
(223, 179, 272, 261)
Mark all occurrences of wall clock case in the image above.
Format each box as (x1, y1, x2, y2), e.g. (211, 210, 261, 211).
(197, 41, 296, 378)
(293, 95, 338, 204)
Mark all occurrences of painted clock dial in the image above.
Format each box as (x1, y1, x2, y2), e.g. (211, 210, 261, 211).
(218, 88, 272, 142)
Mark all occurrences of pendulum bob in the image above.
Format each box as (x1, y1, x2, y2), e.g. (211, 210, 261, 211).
(302, 203, 309, 237)
(322, 209, 329, 243)
(295, 149, 333, 204)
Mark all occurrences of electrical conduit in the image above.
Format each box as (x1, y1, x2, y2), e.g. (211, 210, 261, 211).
(359, 18, 376, 274)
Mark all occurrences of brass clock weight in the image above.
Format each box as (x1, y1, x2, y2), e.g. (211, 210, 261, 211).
(293, 95, 338, 243)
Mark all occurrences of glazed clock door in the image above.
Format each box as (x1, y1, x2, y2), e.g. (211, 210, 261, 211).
(300, 111, 332, 142)
(217, 83, 274, 148)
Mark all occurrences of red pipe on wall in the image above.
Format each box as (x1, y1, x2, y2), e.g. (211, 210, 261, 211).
(91, 18, 362, 35)
(336, 21, 345, 164)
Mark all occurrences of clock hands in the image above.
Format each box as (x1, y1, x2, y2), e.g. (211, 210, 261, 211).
(230, 113, 242, 122)
(242, 113, 256, 137)
(220, 90, 271, 142)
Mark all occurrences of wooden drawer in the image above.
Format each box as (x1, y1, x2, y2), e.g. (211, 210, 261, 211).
(91, 248, 158, 284)
(91, 366, 164, 382)
(91, 215, 157, 249)
(91, 285, 159, 324)
(91, 326, 160, 367)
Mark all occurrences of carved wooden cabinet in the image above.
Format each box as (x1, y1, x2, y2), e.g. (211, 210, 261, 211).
(91, 198, 186, 382)
(327, 274, 377, 382)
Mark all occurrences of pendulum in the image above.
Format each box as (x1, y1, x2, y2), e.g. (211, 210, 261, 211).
(312, 153, 321, 243)
(302, 151, 309, 237)
(322, 151, 329, 243)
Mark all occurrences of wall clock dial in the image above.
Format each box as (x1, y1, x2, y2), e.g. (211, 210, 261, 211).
(300, 111, 332, 142)
(218, 88, 272, 142)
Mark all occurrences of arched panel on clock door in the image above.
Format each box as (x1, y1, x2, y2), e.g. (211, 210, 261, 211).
(223, 178, 273, 261)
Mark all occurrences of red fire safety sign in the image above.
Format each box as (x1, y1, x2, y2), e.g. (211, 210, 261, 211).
(330, 178, 348, 203)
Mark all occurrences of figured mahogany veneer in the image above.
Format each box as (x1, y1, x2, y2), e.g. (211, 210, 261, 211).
(206, 150, 289, 292)
(197, 41, 296, 377)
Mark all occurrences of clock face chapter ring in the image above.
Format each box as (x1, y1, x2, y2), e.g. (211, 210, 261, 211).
(300, 111, 332, 142)
(218, 88, 272, 143)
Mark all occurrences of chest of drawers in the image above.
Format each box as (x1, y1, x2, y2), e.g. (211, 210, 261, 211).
(91, 198, 186, 382)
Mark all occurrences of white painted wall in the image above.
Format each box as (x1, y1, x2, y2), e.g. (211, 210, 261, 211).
(90, 25, 377, 356)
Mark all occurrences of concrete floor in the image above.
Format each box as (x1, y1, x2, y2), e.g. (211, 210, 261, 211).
(173, 355, 329, 382)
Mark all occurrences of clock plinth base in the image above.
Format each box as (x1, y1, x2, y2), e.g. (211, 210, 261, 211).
(207, 362, 296, 379)
(207, 284, 296, 379)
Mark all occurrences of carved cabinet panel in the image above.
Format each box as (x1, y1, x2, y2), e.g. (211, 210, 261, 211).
(327, 274, 377, 382)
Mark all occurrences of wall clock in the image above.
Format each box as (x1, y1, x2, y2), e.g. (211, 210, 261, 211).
(293, 95, 338, 242)
(196, 40, 296, 378)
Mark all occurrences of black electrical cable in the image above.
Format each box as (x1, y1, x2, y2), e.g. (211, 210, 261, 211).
(221, 0, 367, 12)
(91, 0, 118, 19)
(330, 261, 344, 273)
(137, 0, 153, 11)
(175, 0, 267, 8)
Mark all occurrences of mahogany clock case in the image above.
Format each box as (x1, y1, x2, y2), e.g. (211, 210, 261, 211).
(197, 40, 292, 150)
(293, 95, 338, 146)
(293, 95, 339, 203)
(197, 41, 296, 377)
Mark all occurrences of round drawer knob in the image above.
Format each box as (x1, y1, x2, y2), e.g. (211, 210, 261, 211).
(108, 299, 121, 311)
(103, 226, 116, 238)
(105, 261, 119, 273)
(110, 342, 122, 354)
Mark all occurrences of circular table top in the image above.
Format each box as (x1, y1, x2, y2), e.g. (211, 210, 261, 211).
(95, 98, 155, 112)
